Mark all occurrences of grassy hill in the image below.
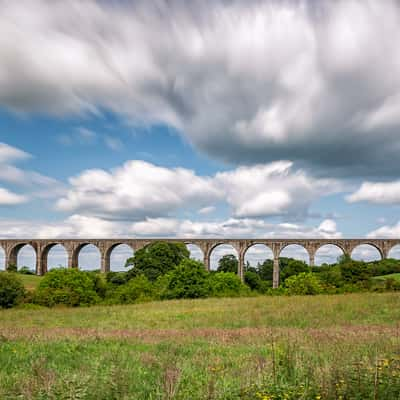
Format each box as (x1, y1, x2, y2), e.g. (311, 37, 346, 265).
(372, 272, 400, 281)
(0, 293, 400, 399)
(18, 274, 43, 291)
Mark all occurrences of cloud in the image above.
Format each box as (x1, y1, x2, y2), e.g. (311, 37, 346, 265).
(347, 181, 400, 204)
(56, 160, 222, 219)
(367, 221, 400, 239)
(0, 187, 27, 205)
(130, 217, 342, 239)
(57, 159, 342, 220)
(58, 127, 97, 146)
(1, 1, 400, 176)
(215, 161, 342, 218)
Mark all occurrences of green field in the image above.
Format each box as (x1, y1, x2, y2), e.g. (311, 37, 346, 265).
(372, 273, 400, 282)
(18, 274, 43, 291)
(1, 293, 400, 399)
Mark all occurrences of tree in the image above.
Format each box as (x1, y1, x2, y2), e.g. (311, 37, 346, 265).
(257, 259, 274, 281)
(217, 254, 238, 273)
(280, 258, 310, 283)
(164, 259, 209, 299)
(125, 241, 190, 281)
(0, 272, 26, 308)
(284, 272, 322, 295)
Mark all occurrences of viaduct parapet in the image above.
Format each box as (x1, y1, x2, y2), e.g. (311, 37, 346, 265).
(1, 238, 398, 288)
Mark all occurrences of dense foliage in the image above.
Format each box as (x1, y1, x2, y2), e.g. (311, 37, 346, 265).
(0, 272, 26, 308)
(125, 241, 190, 281)
(2, 240, 400, 308)
(33, 268, 102, 307)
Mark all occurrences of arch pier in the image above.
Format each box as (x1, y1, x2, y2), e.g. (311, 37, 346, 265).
(0, 238, 398, 287)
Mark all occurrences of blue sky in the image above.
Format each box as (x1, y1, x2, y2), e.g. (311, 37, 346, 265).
(1, 0, 400, 269)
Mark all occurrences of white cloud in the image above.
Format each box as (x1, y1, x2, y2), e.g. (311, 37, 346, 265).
(215, 161, 342, 218)
(57, 159, 342, 220)
(367, 221, 400, 239)
(198, 206, 215, 215)
(0, 142, 30, 163)
(1, 1, 400, 176)
(104, 136, 122, 151)
(347, 181, 400, 204)
(0, 187, 27, 205)
(57, 160, 222, 219)
(131, 217, 342, 239)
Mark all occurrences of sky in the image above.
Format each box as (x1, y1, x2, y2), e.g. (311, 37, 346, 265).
(1, 0, 400, 270)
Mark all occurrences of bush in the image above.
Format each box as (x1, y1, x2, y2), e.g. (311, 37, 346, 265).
(339, 259, 371, 283)
(208, 272, 250, 297)
(18, 266, 35, 275)
(106, 271, 128, 286)
(163, 259, 209, 299)
(33, 268, 100, 307)
(284, 272, 322, 295)
(280, 258, 310, 283)
(0, 272, 26, 308)
(106, 275, 156, 304)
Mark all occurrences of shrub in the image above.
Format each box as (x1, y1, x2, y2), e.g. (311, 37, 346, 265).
(0, 272, 26, 308)
(280, 258, 310, 283)
(164, 259, 209, 299)
(339, 259, 371, 283)
(18, 266, 35, 275)
(106, 271, 128, 286)
(106, 275, 156, 304)
(33, 268, 100, 307)
(208, 272, 250, 297)
(284, 272, 322, 295)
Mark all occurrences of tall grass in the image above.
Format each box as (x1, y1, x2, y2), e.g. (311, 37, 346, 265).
(1, 293, 400, 399)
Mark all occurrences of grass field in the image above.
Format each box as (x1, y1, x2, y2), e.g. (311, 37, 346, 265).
(18, 274, 43, 291)
(1, 294, 400, 399)
(372, 273, 400, 282)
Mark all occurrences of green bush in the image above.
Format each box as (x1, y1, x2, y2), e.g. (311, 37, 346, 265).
(280, 258, 310, 283)
(339, 259, 371, 283)
(33, 268, 100, 307)
(18, 266, 35, 275)
(106, 275, 156, 304)
(284, 272, 322, 295)
(208, 272, 250, 297)
(106, 271, 128, 286)
(163, 259, 209, 299)
(0, 272, 26, 308)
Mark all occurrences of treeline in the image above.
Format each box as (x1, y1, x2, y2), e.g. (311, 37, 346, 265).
(1, 241, 400, 308)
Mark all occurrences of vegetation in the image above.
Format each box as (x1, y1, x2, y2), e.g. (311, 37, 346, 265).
(2, 242, 400, 397)
(0, 294, 399, 399)
(0, 272, 26, 308)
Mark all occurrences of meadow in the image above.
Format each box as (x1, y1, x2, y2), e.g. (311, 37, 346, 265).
(1, 293, 400, 399)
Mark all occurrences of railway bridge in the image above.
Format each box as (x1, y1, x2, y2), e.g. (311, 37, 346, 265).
(1, 238, 399, 288)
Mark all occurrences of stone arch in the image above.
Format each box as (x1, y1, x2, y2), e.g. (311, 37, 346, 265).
(106, 243, 134, 272)
(279, 243, 310, 264)
(74, 243, 101, 271)
(351, 243, 383, 262)
(244, 243, 273, 271)
(42, 243, 68, 273)
(8, 242, 37, 273)
(0, 245, 5, 271)
(314, 244, 345, 266)
(186, 243, 204, 262)
(387, 243, 400, 259)
(208, 243, 239, 273)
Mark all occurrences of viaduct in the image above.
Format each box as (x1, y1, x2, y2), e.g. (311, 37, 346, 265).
(1, 238, 399, 288)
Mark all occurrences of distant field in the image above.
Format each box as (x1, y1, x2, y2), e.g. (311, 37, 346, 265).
(18, 274, 43, 291)
(1, 293, 400, 399)
(372, 273, 400, 281)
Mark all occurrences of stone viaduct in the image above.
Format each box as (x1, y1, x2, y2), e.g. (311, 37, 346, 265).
(1, 238, 399, 288)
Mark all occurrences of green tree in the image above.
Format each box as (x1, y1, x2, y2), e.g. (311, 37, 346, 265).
(0, 272, 26, 308)
(280, 258, 310, 283)
(125, 241, 190, 281)
(257, 259, 274, 281)
(217, 254, 238, 273)
(164, 259, 209, 299)
(284, 272, 322, 295)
